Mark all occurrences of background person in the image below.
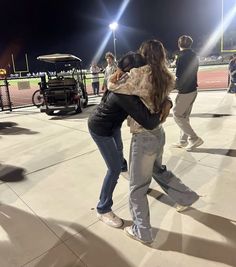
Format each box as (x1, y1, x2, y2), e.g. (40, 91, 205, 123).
(90, 62, 101, 95)
(102, 52, 117, 92)
(228, 53, 236, 94)
(172, 35, 203, 151)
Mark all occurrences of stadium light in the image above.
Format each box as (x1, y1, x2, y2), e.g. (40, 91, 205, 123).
(109, 22, 118, 59)
(109, 22, 118, 31)
(200, 0, 236, 55)
(91, 0, 130, 63)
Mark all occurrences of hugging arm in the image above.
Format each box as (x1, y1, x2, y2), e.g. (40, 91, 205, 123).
(159, 97, 173, 123)
(113, 93, 161, 130)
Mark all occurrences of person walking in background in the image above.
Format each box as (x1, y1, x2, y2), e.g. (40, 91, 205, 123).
(109, 40, 199, 244)
(173, 35, 203, 151)
(228, 53, 236, 94)
(90, 62, 101, 96)
(102, 52, 117, 92)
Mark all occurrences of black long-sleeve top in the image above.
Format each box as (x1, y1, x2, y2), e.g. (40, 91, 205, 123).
(176, 49, 199, 94)
(88, 90, 161, 136)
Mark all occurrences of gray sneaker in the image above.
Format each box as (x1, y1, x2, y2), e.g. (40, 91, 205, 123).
(172, 141, 188, 148)
(175, 204, 190, 212)
(97, 211, 123, 228)
(186, 137, 204, 151)
(124, 226, 153, 244)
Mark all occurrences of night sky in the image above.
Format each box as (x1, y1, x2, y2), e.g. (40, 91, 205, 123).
(0, 0, 223, 71)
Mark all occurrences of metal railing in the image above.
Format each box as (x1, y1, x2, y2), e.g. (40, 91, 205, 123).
(0, 79, 12, 111)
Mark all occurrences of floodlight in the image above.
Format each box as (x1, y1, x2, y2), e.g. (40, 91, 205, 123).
(109, 22, 118, 31)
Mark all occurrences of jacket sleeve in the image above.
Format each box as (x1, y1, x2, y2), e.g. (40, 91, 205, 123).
(162, 96, 173, 108)
(176, 55, 184, 79)
(113, 93, 161, 130)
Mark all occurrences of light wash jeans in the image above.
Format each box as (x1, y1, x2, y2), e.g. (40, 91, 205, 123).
(129, 126, 199, 242)
(89, 128, 124, 214)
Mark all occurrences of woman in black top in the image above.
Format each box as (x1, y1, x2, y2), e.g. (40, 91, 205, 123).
(88, 64, 171, 227)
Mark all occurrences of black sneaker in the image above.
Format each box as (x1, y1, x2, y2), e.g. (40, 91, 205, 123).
(121, 158, 128, 172)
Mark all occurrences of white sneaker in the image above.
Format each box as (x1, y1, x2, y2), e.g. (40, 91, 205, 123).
(176, 204, 190, 212)
(124, 226, 152, 244)
(97, 211, 123, 228)
(186, 137, 204, 151)
(172, 141, 188, 148)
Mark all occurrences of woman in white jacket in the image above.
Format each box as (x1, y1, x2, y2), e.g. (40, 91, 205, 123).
(109, 39, 199, 244)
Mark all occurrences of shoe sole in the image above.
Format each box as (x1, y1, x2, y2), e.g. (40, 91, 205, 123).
(186, 140, 204, 151)
(97, 216, 124, 228)
(172, 143, 188, 148)
(124, 228, 152, 244)
(176, 206, 190, 212)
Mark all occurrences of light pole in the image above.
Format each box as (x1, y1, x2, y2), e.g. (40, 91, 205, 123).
(109, 22, 118, 60)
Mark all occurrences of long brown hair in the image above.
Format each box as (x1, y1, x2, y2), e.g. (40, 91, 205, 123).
(138, 39, 174, 111)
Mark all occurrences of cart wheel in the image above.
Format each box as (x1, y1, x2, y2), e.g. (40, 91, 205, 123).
(82, 92, 88, 108)
(32, 90, 44, 107)
(45, 110, 54, 116)
(75, 98, 83, 114)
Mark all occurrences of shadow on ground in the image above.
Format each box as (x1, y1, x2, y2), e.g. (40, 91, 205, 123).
(145, 188, 236, 266)
(151, 208, 236, 266)
(0, 164, 26, 182)
(0, 205, 133, 267)
(191, 148, 236, 157)
(168, 113, 234, 118)
(0, 122, 38, 135)
(48, 104, 97, 120)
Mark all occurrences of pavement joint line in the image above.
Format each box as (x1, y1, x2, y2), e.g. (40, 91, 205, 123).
(1, 109, 91, 133)
(166, 154, 222, 172)
(25, 149, 98, 175)
(0, 113, 31, 119)
(20, 115, 91, 133)
(4, 183, 71, 256)
(189, 159, 235, 174)
(198, 88, 227, 91)
(5, 183, 89, 266)
(170, 160, 198, 176)
(1, 113, 91, 134)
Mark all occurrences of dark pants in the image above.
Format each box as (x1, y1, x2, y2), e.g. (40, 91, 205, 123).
(89, 128, 124, 213)
(92, 81, 100, 95)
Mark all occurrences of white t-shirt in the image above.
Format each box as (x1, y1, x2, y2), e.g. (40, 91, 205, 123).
(90, 65, 100, 83)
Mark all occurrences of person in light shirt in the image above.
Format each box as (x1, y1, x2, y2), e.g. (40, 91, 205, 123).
(102, 52, 117, 92)
(90, 62, 101, 96)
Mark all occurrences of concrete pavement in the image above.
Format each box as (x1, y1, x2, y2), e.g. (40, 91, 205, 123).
(0, 91, 236, 267)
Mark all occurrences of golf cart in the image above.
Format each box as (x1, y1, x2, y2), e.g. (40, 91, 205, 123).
(36, 53, 88, 115)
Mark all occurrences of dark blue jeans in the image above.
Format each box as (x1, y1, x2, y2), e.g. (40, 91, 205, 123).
(89, 128, 124, 214)
(92, 81, 100, 95)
